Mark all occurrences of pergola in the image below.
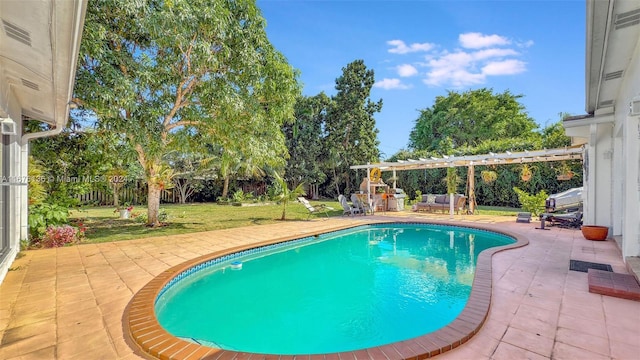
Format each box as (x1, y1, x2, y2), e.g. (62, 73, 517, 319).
(350, 145, 585, 213)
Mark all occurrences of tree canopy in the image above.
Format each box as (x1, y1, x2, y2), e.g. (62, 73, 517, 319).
(409, 88, 538, 152)
(74, 0, 299, 225)
(323, 59, 382, 195)
(283, 93, 331, 188)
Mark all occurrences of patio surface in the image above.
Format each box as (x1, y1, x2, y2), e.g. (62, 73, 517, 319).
(1, 212, 639, 359)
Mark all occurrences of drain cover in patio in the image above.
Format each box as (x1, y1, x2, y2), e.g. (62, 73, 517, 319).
(570, 259, 613, 273)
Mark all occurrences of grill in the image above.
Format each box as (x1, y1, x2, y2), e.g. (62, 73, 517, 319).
(387, 188, 406, 211)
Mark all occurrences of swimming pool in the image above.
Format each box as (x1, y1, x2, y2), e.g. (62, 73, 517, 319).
(152, 223, 516, 355)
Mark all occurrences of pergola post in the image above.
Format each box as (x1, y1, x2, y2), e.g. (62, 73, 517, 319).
(468, 165, 475, 214)
(366, 164, 372, 209)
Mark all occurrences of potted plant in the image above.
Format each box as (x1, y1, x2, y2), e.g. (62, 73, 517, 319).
(581, 225, 608, 241)
(445, 167, 459, 218)
(520, 164, 532, 182)
(481, 170, 497, 183)
(115, 203, 134, 219)
(556, 162, 574, 181)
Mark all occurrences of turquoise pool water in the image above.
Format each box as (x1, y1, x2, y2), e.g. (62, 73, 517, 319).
(155, 223, 514, 355)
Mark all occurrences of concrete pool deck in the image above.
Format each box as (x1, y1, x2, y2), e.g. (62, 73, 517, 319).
(1, 212, 639, 359)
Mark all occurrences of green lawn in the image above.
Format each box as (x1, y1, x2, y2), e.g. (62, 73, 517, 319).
(473, 205, 522, 216)
(70, 201, 521, 244)
(70, 200, 343, 243)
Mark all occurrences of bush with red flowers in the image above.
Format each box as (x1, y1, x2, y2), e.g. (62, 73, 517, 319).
(40, 225, 78, 248)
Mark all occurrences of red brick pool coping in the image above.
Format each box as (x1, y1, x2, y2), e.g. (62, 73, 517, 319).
(124, 220, 528, 360)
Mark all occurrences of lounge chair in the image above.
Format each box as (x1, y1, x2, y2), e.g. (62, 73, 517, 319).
(297, 197, 333, 219)
(541, 210, 583, 229)
(338, 194, 362, 216)
(350, 194, 370, 215)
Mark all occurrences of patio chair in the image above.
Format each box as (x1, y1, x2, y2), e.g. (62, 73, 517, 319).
(298, 197, 333, 219)
(338, 194, 362, 216)
(350, 194, 369, 215)
(546, 210, 583, 229)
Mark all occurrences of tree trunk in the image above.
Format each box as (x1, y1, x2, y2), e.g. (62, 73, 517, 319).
(332, 167, 340, 195)
(147, 182, 161, 226)
(178, 180, 187, 204)
(345, 170, 351, 195)
(222, 177, 230, 198)
(112, 183, 120, 207)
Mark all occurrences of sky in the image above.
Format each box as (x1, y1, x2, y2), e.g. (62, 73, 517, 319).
(256, 0, 587, 159)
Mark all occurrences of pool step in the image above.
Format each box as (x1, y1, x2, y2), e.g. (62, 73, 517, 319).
(588, 268, 640, 301)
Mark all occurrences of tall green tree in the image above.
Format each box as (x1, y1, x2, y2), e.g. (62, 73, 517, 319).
(324, 60, 382, 196)
(284, 93, 330, 189)
(74, 0, 298, 225)
(541, 113, 573, 148)
(409, 88, 538, 152)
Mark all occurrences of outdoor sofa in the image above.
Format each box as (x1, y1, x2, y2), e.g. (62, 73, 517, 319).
(415, 194, 467, 214)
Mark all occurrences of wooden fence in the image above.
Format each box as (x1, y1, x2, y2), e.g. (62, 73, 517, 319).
(78, 179, 267, 205)
(77, 184, 176, 206)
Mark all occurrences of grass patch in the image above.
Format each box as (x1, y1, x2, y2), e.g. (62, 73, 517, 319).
(474, 205, 522, 216)
(69, 201, 520, 244)
(70, 201, 343, 243)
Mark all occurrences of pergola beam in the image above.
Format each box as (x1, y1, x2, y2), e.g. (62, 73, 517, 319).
(350, 146, 584, 172)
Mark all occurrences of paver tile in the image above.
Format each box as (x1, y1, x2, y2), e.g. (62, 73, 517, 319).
(490, 342, 548, 360)
(552, 342, 611, 360)
(501, 326, 554, 357)
(555, 327, 610, 356)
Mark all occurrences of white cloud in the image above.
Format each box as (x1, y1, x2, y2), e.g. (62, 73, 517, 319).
(397, 64, 418, 77)
(459, 32, 510, 49)
(472, 48, 519, 60)
(387, 40, 434, 54)
(482, 59, 527, 75)
(383, 33, 529, 88)
(517, 40, 535, 48)
(423, 47, 527, 87)
(374, 78, 412, 90)
(424, 67, 485, 87)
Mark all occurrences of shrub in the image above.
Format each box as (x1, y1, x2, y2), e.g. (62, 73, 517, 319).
(232, 190, 245, 202)
(513, 187, 548, 216)
(413, 190, 422, 205)
(28, 203, 70, 242)
(135, 212, 148, 223)
(158, 208, 168, 222)
(41, 225, 78, 248)
(135, 208, 168, 223)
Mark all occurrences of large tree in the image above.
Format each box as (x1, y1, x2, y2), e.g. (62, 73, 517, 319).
(324, 60, 382, 196)
(283, 93, 331, 189)
(409, 88, 538, 152)
(74, 0, 299, 225)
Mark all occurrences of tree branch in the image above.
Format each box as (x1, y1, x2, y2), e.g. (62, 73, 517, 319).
(165, 120, 199, 132)
(161, 34, 200, 131)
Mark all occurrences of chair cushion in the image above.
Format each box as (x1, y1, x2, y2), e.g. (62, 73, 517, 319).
(435, 195, 447, 204)
(426, 194, 437, 204)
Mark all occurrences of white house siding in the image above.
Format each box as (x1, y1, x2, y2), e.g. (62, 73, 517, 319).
(565, 0, 640, 263)
(617, 34, 640, 259)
